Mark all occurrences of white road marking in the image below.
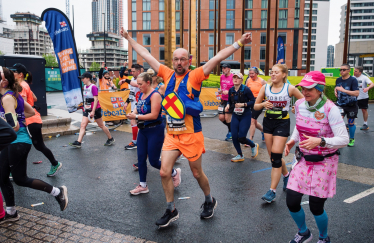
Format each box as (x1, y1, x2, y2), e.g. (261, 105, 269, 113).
(344, 187, 374, 203)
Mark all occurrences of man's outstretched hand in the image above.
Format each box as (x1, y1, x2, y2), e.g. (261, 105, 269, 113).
(120, 27, 129, 39)
(240, 33, 252, 45)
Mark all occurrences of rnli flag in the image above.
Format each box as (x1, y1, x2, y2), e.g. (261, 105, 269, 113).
(162, 92, 185, 120)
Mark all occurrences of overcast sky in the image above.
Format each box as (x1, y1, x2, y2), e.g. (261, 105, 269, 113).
(3, 0, 347, 50)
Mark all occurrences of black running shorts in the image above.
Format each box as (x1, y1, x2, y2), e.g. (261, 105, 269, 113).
(262, 117, 290, 137)
(338, 103, 358, 119)
(358, 98, 369, 110)
(83, 108, 102, 119)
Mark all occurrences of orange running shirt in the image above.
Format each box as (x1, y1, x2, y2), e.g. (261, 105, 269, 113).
(19, 81, 42, 125)
(158, 64, 209, 134)
(246, 77, 265, 98)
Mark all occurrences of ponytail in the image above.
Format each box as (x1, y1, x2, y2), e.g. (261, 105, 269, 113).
(25, 71, 33, 84)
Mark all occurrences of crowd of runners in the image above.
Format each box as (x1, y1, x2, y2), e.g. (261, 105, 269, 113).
(0, 28, 373, 243)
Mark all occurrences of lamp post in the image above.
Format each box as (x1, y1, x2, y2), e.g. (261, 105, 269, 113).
(102, 12, 106, 66)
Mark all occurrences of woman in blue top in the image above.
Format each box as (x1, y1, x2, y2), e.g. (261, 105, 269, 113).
(0, 67, 68, 223)
(225, 72, 259, 162)
(126, 73, 181, 195)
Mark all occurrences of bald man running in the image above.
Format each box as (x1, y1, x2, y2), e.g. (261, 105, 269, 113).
(121, 27, 252, 228)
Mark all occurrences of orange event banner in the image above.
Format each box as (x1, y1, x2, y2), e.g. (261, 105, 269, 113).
(98, 90, 132, 121)
(98, 88, 220, 121)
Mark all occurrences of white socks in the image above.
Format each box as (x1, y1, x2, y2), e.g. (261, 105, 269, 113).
(171, 169, 177, 177)
(6, 206, 16, 215)
(140, 182, 147, 188)
(364, 121, 368, 125)
(50, 187, 61, 197)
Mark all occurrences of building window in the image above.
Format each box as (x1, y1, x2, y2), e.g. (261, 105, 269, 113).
(295, 0, 300, 8)
(132, 49, 137, 63)
(245, 0, 253, 9)
(226, 33, 234, 44)
(261, 11, 267, 29)
(305, 3, 318, 8)
(260, 62, 265, 70)
(132, 12, 137, 30)
(159, 34, 164, 45)
(159, 0, 164, 10)
(209, 47, 214, 59)
(160, 47, 165, 60)
(159, 12, 164, 30)
(279, 33, 286, 44)
(143, 12, 151, 30)
(143, 34, 151, 45)
(245, 11, 252, 29)
(209, 34, 214, 45)
(209, 11, 215, 29)
(279, 0, 288, 8)
(176, 0, 180, 10)
(226, 11, 235, 29)
(176, 12, 180, 30)
(176, 34, 180, 45)
(244, 47, 251, 60)
(260, 33, 266, 44)
(261, 0, 267, 8)
(260, 47, 266, 60)
(143, 0, 151, 11)
(279, 10, 287, 28)
(209, 0, 216, 9)
(227, 0, 235, 9)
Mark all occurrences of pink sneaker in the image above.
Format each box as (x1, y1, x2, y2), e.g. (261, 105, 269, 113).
(172, 168, 181, 188)
(130, 185, 149, 195)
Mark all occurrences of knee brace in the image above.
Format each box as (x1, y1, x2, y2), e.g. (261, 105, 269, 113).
(238, 137, 247, 144)
(348, 118, 355, 126)
(271, 152, 283, 168)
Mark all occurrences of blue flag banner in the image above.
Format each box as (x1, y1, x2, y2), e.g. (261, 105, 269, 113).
(41, 8, 83, 113)
(276, 36, 285, 64)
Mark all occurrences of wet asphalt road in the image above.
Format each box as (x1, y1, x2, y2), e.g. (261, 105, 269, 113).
(10, 107, 374, 243)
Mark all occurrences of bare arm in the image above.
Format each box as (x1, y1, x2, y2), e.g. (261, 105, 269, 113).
(289, 85, 304, 99)
(254, 86, 266, 111)
(203, 33, 252, 76)
(120, 28, 160, 72)
(23, 101, 35, 118)
(2, 95, 19, 132)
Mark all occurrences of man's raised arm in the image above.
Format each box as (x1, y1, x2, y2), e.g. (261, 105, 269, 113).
(120, 27, 160, 72)
(203, 33, 252, 76)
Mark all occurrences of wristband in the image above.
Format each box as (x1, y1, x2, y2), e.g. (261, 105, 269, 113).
(237, 40, 244, 47)
(136, 115, 139, 122)
(233, 42, 240, 50)
(125, 79, 131, 84)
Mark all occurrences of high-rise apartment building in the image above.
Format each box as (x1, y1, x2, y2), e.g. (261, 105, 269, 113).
(128, 0, 305, 71)
(10, 12, 53, 56)
(80, 0, 127, 69)
(302, 0, 330, 71)
(327, 45, 334, 67)
(335, 0, 374, 75)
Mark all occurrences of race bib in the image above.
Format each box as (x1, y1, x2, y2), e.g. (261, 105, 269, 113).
(234, 108, 244, 114)
(84, 103, 91, 110)
(218, 106, 224, 112)
(167, 115, 185, 129)
(129, 91, 135, 101)
(337, 106, 344, 114)
(215, 92, 221, 100)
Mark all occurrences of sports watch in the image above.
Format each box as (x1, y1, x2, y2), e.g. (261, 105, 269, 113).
(320, 137, 326, 147)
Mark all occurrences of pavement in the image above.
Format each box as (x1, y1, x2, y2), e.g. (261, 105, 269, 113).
(1, 92, 374, 242)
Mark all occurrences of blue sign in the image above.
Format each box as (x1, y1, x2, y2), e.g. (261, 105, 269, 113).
(41, 8, 83, 112)
(276, 36, 285, 64)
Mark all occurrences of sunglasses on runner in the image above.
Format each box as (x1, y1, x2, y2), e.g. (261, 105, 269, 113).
(339, 69, 349, 72)
(104, 77, 111, 80)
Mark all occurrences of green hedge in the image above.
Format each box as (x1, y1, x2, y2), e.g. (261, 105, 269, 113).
(202, 75, 374, 101)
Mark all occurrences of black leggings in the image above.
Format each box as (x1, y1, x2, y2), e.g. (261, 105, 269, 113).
(27, 123, 58, 166)
(0, 143, 53, 206)
(286, 189, 327, 216)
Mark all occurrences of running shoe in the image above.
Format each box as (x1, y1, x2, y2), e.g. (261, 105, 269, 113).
(283, 175, 290, 191)
(55, 186, 68, 211)
(69, 141, 81, 148)
(130, 185, 149, 195)
(231, 154, 245, 162)
(289, 229, 313, 243)
(262, 132, 265, 142)
(261, 189, 276, 203)
(0, 211, 20, 225)
(133, 163, 139, 171)
(125, 141, 137, 150)
(360, 124, 369, 130)
(47, 162, 62, 177)
(251, 143, 259, 158)
(225, 132, 232, 141)
(317, 236, 331, 243)
(104, 137, 115, 146)
(172, 168, 181, 188)
(200, 197, 217, 219)
(348, 139, 355, 147)
(155, 208, 179, 228)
